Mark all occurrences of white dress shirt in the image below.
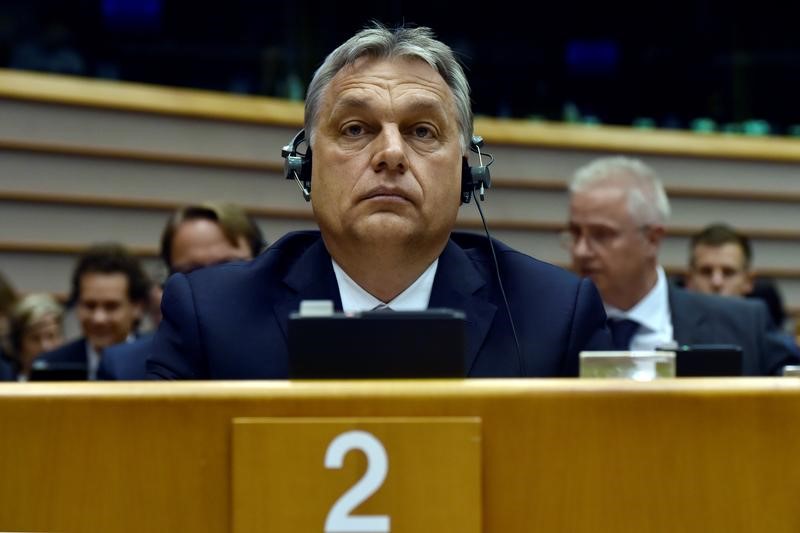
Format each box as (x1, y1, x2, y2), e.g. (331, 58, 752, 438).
(604, 266, 676, 350)
(332, 259, 438, 313)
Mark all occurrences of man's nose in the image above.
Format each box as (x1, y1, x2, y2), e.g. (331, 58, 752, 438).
(370, 125, 408, 173)
(91, 308, 109, 324)
(710, 269, 725, 290)
(572, 234, 593, 258)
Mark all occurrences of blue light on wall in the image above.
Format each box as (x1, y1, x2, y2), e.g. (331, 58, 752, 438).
(102, 0, 162, 31)
(566, 40, 619, 76)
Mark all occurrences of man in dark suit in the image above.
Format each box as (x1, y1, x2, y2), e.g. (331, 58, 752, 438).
(565, 156, 798, 375)
(684, 223, 800, 366)
(35, 244, 150, 380)
(99, 203, 263, 380)
(0, 350, 15, 381)
(147, 24, 611, 380)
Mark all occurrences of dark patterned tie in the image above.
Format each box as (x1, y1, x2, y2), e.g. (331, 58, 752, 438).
(372, 304, 393, 311)
(608, 318, 640, 350)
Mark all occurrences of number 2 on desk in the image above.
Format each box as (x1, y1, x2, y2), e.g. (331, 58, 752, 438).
(324, 430, 390, 533)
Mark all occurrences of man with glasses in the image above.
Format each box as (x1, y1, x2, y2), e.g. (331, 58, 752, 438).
(564, 156, 797, 375)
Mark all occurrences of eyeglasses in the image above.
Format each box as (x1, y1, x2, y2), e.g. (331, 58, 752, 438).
(560, 224, 650, 250)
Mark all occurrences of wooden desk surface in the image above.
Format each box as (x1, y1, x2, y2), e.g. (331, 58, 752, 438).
(1, 378, 799, 532)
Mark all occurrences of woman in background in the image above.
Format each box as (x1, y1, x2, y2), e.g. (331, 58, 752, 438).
(9, 293, 65, 381)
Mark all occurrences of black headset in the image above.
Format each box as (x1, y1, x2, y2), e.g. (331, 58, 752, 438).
(281, 129, 493, 204)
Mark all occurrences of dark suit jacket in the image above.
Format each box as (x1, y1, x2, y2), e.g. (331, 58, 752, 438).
(148, 231, 612, 379)
(0, 350, 17, 381)
(669, 286, 799, 375)
(98, 333, 155, 381)
(36, 338, 89, 377)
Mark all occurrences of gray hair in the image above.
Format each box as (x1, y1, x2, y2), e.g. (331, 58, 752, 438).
(304, 23, 473, 152)
(569, 156, 671, 225)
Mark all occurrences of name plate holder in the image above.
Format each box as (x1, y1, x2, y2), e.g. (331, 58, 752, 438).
(232, 417, 482, 532)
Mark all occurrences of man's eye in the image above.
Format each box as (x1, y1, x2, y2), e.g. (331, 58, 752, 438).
(413, 125, 433, 138)
(343, 124, 364, 136)
(591, 228, 615, 242)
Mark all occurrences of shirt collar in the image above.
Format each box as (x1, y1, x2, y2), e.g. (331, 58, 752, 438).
(605, 266, 671, 334)
(87, 334, 136, 381)
(332, 258, 438, 313)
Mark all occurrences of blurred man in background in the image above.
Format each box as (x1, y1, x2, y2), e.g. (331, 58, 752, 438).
(35, 243, 150, 380)
(686, 222, 800, 359)
(686, 223, 754, 297)
(99, 202, 263, 380)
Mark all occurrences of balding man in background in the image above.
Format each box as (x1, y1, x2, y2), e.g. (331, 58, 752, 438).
(564, 156, 798, 375)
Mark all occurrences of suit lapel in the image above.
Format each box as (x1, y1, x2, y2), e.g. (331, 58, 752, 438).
(668, 285, 707, 345)
(429, 240, 497, 373)
(273, 238, 342, 341)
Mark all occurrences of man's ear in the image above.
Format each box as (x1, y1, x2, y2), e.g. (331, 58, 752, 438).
(132, 300, 145, 321)
(743, 269, 756, 295)
(644, 224, 666, 256)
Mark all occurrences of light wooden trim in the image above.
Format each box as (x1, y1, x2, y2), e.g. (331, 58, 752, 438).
(550, 261, 800, 282)
(496, 178, 800, 205)
(0, 68, 304, 126)
(0, 137, 283, 173)
(0, 241, 158, 258)
(475, 116, 800, 162)
(0, 190, 313, 221)
(3, 189, 800, 242)
(4, 69, 800, 163)
(2, 380, 800, 532)
(4, 238, 800, 282)
(4, 137, 800, 205)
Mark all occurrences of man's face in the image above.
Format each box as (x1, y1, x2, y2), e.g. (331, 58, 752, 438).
(687, 242, 753, 296)
(170, 218, 253, 274)
(310, 56, 463, 251)
(77, 272, 142, 352)
(567, 185, 661, 307)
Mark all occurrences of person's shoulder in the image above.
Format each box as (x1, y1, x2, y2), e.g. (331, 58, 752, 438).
(181, 230, 322, 285)
(104, 334, 154, 358)
(672, 285, 765, 314)
(450, 231, 582, 285)
(671, 286, 769, 325)
(0, 349, 16, 381)
(37, 338, 86, 362)
(101, 335, 153, 380)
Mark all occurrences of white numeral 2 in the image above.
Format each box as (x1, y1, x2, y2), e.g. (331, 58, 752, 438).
(324, 430, 390, 533)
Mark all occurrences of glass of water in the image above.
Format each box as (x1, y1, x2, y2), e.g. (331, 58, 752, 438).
(580, 351, 676, 381)
(783, 365, 800, 377)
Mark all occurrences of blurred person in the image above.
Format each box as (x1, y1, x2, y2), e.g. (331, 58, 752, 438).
(565, 156, 798, 375)
(99, 203, 263, 380)
(0, 271, 18, 380)
(147, 24, 611, 380)
(8, 293, 65, 381)
(686, 223, 754, 297)
(35, 244, 150, 380)
(686, 223, 800, 358)
(0, 270, 17, 354)
(747, 277, 787, 331)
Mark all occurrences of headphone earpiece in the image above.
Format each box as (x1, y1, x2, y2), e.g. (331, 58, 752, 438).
(281, 129, 313, 202)
(460, 135, 493, 204)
